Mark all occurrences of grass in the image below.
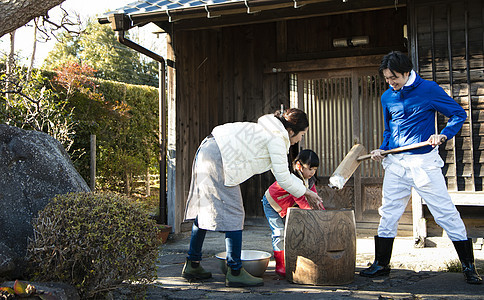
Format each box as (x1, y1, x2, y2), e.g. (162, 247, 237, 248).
(444, 257, 484, 273)
(444, 259, 462, 273)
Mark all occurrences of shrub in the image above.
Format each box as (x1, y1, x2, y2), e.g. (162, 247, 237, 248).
(27, 192, 162, 299)
(66, 78, 159, 194)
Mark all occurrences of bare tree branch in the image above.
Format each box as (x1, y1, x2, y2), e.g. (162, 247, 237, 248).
(36, 6, 82, 42)
(1, 58, 76, 150)
(1, 77, 41, 104)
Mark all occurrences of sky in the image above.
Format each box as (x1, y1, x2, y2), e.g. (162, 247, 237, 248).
(0, 0, 166, 67)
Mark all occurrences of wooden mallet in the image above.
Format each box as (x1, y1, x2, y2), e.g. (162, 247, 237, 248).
(328, 140, 440, 189)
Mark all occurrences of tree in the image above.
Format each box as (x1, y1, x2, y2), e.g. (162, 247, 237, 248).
(44, 20, 158, 86)
(0, 64, 76, 151)
(3, 2, 81, 82)
(43, 31, 82, 70)
(0, 0, 66, 38)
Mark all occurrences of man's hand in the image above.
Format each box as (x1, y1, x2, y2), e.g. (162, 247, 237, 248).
(304, 189, 324, 210)
(428, 134, 447, 147)
(370, 149, 385, 162)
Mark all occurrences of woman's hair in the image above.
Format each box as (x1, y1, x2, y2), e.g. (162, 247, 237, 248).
(292, 149, 319, 184)
(379, 51, 413, 77)
(274, 108, 309, 135)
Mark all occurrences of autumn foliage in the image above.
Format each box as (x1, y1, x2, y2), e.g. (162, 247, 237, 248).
(53, 61, 101, 100)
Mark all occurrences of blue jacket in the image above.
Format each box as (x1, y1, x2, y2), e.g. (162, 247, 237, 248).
(380, 73, 467, 154)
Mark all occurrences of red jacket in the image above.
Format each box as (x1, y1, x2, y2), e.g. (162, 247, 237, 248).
(264, 178, 323, 218)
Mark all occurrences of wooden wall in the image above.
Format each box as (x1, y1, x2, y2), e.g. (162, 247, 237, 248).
(408, 0, 484, 239)
(409, 0, 484, 192)
(286, 8, 407, 60)
(173, 24, 284, 224)
(171, 6, 407, 229)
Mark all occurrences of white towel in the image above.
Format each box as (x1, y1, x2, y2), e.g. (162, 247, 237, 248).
(382, 147, 443, 188)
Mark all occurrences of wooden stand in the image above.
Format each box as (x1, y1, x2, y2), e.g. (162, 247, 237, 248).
(285, 208, 356, 285)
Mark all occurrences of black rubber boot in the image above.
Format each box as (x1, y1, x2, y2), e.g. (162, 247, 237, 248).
(453, 238, 482, 284)
(360, 235, 394, 277)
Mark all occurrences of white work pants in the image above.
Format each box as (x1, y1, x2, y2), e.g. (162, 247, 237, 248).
(378, 149, 467, 241)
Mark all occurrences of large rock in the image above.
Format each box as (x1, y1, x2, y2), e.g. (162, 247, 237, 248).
(0, 125, 90, 277)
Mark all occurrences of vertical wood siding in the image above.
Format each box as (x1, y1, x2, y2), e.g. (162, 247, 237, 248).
(410, 0, 484, 191)
(173, 7, 407, 223)
(175, 24, 284, 219)
(286, 9, 407, 60)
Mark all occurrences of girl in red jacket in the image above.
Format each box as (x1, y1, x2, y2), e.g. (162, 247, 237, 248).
(262, 149, 324, 277)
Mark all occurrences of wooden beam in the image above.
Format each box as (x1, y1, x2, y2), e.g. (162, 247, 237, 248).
(264, 54, 382, 73)
(412, 188, 426, 247)
(352, 71, 362, 222)
(166, 33, 180, 233)
(448, 192, 484, 206)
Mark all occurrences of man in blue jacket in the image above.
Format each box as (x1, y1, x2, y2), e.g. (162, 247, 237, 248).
(360, 51, 482, 284)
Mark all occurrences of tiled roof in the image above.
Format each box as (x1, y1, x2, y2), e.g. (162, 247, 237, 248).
(106, 0, 246, 15)
(100, 0, 344, 27)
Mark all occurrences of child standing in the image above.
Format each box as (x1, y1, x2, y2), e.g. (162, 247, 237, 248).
(261, 149, 324, 277)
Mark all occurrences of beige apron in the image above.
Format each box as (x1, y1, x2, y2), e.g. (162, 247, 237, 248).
(184, 136, 245, 231)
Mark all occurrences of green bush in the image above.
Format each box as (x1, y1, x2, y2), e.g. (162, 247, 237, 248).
(27, 192, 162, 299)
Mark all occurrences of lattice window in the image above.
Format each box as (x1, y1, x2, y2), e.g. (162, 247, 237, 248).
(297, 71, 387, 178)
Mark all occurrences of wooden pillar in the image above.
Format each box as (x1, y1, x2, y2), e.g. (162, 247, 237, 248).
(146, 167, 151, 196)
(166, 32, 179, 233)
(412, 188, 426, 247)
(90, 134, 96, 191)
(352, 71, 362, 222)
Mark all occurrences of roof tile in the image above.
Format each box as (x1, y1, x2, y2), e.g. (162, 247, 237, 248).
(107, 0, 245, 16)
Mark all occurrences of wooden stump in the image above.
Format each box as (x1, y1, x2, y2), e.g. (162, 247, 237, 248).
(285, 208, 356, 285)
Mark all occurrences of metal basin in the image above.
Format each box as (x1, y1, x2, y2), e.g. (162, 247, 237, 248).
(215, 250, 271, 277)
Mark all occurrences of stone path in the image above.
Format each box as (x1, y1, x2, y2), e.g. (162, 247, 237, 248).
(143, 225, 484, 299)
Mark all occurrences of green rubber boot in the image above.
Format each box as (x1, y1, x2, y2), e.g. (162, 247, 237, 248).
(181, 259, 212, 280)
(225, 267, 264, 287)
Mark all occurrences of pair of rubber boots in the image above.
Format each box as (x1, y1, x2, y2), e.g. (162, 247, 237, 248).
(360, 236, 482, 284)
(181, 259, 263, 287)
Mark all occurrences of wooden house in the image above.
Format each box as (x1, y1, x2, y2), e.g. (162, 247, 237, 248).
(100, 0, 484, 245)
